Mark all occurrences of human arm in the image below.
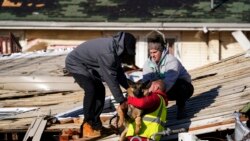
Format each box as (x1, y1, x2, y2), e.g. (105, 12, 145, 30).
(142, 59, 156, 82)
(161, 55, 181, 92)
(98, 53, 126, 103)
(117, 65, 129, 90)
(142, 60, 167, 92)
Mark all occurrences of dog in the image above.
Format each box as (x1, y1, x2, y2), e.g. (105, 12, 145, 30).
(117, 79, 151, 141)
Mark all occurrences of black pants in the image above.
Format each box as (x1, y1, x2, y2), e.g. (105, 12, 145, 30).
(71, 73, 105, 130)
(167, 79, 194, 108)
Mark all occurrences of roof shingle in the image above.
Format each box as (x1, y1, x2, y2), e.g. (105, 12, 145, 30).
(0, 0, 250, 23)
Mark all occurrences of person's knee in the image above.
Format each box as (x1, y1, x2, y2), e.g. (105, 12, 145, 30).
(188, 83, 194, 98)
(179, 80, 193, 98)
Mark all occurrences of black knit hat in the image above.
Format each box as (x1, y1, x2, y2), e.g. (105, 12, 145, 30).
(124, 32, 136, 55)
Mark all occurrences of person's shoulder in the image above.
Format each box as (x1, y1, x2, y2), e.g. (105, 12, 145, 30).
(143, 59, 154, 68)
(165, 54, 179, 62)
(167, 53, 177, 58)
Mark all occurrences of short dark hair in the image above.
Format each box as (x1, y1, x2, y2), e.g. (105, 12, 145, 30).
(148, 35, 166, 46)
(148, 35, 166, 52)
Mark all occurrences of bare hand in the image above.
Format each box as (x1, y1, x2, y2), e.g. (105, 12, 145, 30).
(149, 80, 165, 92)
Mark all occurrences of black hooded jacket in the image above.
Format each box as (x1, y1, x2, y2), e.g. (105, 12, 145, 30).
(65, 32, 135, 103)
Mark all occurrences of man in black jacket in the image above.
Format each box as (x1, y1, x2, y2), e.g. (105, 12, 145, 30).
(65, 32, 136, 138)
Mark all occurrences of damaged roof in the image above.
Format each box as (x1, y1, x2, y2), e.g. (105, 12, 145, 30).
(0, 51, 249, 140)
(163, 52, 250, 139)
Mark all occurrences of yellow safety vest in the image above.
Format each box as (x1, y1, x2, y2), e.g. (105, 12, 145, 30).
(126, 95, 167, 141)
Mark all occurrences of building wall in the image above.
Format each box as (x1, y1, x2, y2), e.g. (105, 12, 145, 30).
(23, 30, 102, 51)
(180, 31, 245, 70)
(0, 29, 247, 70)
(181, 31, 209, 70)
(220, 32, 245, 59)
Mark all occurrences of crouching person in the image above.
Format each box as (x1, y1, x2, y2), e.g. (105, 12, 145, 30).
(65, 32, 136, 138)
(126, 80, 168, 141)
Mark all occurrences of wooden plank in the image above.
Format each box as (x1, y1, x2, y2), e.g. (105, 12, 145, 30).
(1, 92, 82, 107)
(32, 119, 47, 141)
(0, 49, 249, 141)
(168, 115, 247, 132)
(23, 117, 43, 141)
(0, 90, 74, 100)
(193, 72, 250, 92)
(189, 53, 246, 74)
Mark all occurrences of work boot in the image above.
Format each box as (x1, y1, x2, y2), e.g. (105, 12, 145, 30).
(82, 122, 101, 138)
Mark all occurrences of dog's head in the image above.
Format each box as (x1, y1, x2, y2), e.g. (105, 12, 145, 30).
(127, 79, 151, 98)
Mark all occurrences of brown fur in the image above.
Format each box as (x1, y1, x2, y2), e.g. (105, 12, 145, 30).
(117, 79, 151, 141)
(117, 79, 166, 141)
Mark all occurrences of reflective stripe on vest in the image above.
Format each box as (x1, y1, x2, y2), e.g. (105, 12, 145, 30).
(142, 95, 166, 127)
(126, 94, 167, 141)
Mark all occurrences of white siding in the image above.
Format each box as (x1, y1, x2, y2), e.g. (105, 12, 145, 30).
(181, 31, 209, 70)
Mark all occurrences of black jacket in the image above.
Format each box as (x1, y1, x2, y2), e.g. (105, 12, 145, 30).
(65, 32, 131, 103)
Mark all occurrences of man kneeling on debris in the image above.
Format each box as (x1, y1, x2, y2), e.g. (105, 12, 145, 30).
(125, 80, 168, 141)
(65, 32, 136, 138)
(143, 35, 194, 119)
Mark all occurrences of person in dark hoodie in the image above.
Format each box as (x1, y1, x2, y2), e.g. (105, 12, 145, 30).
(65, 32, 136, 138)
